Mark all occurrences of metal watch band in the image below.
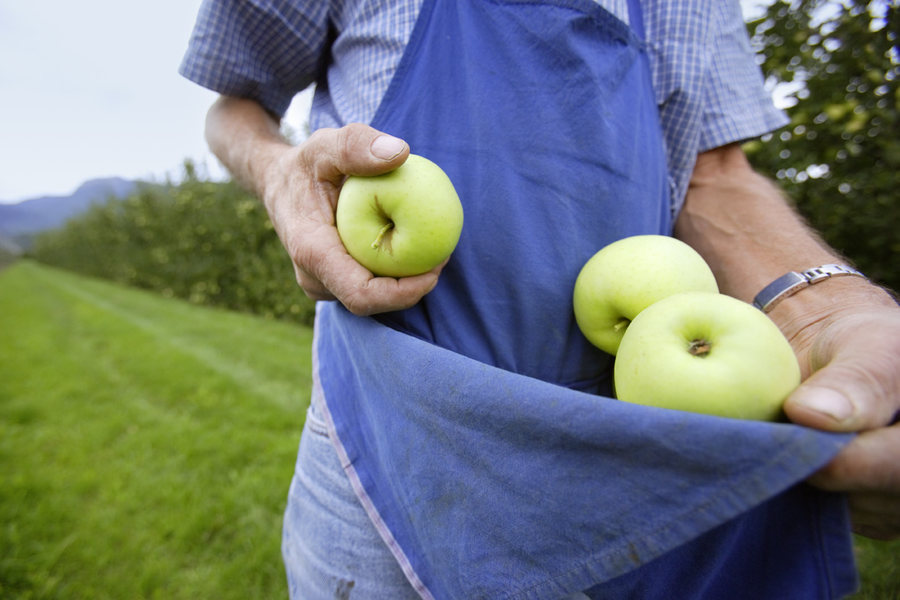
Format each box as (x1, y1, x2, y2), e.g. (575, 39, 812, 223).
(752, 264, 866, 312)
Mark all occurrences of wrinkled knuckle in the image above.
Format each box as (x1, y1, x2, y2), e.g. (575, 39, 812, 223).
(294, 268, 312, 292)
(844, 358, 900, 422)
(295, 248, 323, 285)
(303, 288, 329, 302)
(342, 295, 373, 317)
(300, 127, 337, 170)
(337, 123, 368, 165)
(344, 303, 371, 317)
(343, 122, 369, 139)
(305, 126, 337, 148)
(341, 285, 378, 317)
(295, 266, 329, 302)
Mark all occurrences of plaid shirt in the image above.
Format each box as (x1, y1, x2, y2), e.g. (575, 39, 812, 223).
(180, 0, 786, 212)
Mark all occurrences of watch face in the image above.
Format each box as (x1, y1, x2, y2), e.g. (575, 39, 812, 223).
(753, 271, 808, 312)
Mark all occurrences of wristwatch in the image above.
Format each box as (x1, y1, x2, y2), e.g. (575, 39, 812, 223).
(752, 264, 866, 312)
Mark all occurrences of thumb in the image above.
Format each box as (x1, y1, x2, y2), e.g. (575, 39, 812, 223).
(783, 313, 900, 433)
(304, 123, 409, 183)
(369, 132, 410, 164)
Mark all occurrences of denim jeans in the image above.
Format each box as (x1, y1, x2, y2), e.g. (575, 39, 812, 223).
(282, 396, 422, 600)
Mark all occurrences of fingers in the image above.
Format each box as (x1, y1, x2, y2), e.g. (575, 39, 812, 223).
(296, 259, 442, 315)
(264, 124, 444, 313)
(781, 307, 900, 540)
(304, 241, 443, 315)
(285, 207, 444, 315)
(808, 424, 900, 493)
(342, 272, 442, 316)
(808, 424, 900, 540)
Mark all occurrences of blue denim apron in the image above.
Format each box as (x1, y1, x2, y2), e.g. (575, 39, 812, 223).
(313, 0, 858, 597)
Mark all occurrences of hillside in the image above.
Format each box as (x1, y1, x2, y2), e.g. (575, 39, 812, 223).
(0, 177, 136, 248)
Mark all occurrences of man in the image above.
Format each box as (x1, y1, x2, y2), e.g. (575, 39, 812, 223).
(181, 0, 899, 597)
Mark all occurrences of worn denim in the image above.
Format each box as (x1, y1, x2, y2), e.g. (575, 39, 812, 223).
(282, 398, 422, 600)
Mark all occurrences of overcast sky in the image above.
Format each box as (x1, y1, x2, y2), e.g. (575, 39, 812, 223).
(0, 1, 765, 204)
(0, 0, 313, 203)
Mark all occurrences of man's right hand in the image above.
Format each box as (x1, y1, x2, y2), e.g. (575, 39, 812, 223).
(205, 97, 444, 316)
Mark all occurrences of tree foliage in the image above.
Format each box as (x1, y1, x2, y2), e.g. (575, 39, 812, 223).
(30, 163, 316, 325)
(744, 0, 899, 292)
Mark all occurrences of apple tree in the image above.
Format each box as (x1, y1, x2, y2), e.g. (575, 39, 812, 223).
(30, 162, 318, 326)
(742, 0, 898, 293)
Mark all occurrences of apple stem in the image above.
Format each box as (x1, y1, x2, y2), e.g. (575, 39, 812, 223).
(688, 339, 711, 357)
(613, 318, 630, 333)
(371, 222, 394, 249)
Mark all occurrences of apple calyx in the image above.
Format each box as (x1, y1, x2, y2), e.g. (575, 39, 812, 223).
(688, 338, 711, 357)
(371, 221, 394, 250)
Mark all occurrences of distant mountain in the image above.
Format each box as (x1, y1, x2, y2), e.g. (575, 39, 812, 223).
(0, 177, 137, 249)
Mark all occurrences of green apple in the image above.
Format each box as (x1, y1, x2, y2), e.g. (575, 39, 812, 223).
(336, 154, 464, 278)
(573, 235, 718, 355)
(614, 291, 801, 421)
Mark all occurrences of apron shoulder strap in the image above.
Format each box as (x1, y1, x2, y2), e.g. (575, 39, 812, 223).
(626, 0, 645, 40)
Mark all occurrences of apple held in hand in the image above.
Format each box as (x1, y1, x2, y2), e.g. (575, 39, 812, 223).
(614, 291, 801, 421)
(573, 235, 718, 355)
(336, 154, 464, 278)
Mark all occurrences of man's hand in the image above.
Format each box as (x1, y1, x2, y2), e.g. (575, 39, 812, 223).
(677, 143, 900, 540)
(204, 97, 443, 316)
(260, 123, 443, 315)
(780, 301, 900, 540)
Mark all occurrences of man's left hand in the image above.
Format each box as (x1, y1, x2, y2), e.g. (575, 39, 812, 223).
(782, 304, 900, 540)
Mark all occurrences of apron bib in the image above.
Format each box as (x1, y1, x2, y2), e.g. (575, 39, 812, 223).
(372, 0, 670, 390)
(313, 0, 858, 598)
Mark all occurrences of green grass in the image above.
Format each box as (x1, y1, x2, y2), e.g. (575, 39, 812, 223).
(1, 261, 898, 598)
(852, 536, 900, 599)
(1, 262, 312, 599)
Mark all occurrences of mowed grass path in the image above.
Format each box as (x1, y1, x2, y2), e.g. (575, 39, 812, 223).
(1, 262, 312, 599)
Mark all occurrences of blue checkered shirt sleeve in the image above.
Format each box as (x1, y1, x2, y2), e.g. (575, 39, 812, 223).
(647, 0, 788, 211)
(179, 0, 329, 117)
(699, 2, 788, 150)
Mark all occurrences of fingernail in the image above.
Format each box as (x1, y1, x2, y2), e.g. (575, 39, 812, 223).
(371, 135, 406, 160)
(795, 387, 856, 423)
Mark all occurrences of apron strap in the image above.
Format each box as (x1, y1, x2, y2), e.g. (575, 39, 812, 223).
(626, 0, 645, 41)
